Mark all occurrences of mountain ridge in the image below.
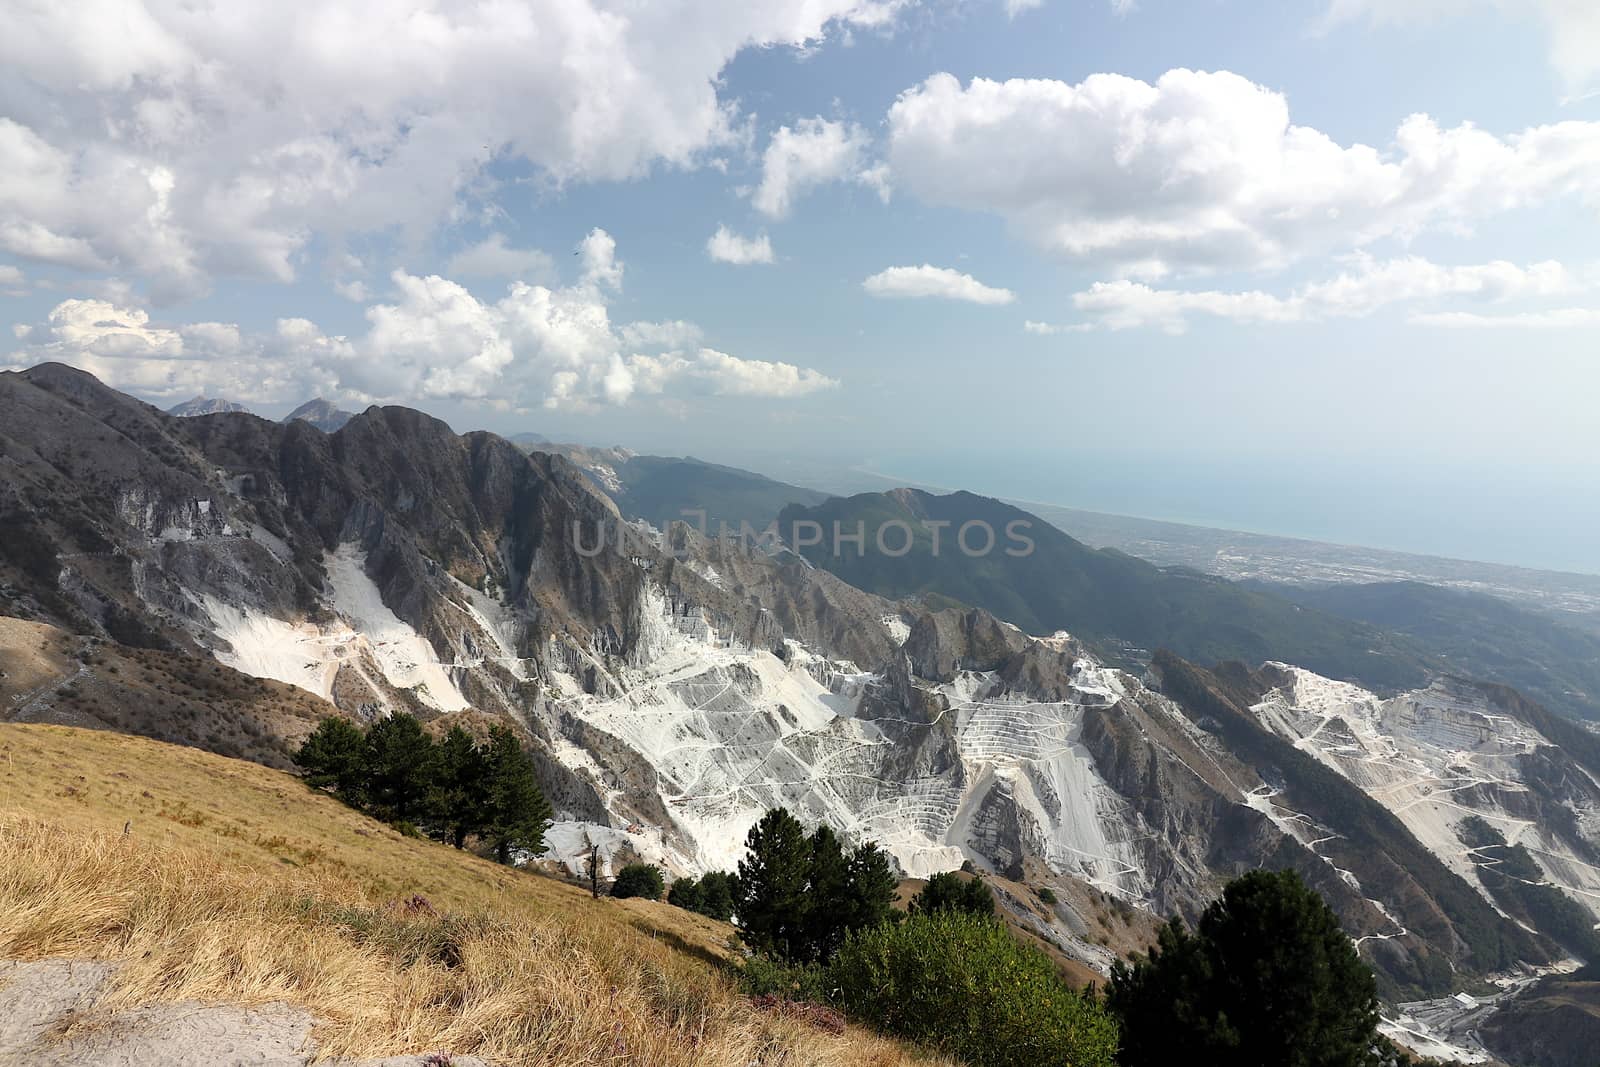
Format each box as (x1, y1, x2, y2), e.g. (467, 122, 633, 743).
(167, 395, 251, 417)
(778, 487, 1434, 692)
(284, 396, 357, 432)
(6, 364, 1599, 1054)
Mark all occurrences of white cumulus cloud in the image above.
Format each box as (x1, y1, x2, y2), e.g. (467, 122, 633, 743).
(620, 320, 705, 349)
(862, 264, 1017, 305)
(628, 349, 839, 398)
(706, 225, 775, 265)
(752, 117, 885, 219)
(0, 0, 908, 299)
(2, 298, 348, 400)
(6, 229, 837, 409)
(886, 69, 1600, 277)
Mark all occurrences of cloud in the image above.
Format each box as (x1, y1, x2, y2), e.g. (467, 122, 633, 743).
(6, 229, 837, 409)
(1004, 0, 1044, 16)
(1023, 319, 1091, 335)
(752, 117, 885, 219)
(1069, 256, 1577, 332)
(628, 349, 839, 397)
(1, 298, 348, 400)
(886, 69, 1600, 277)
(862, 264, 1017, 304)
(1320, 1, 1600, 96)
(620, 320, 704, 349)
(445, 234, 556, 282)
(576, 228, 623, 290)
(706, 225, 775, 265)
(0, 1, 907, 299)
(1411, 308, 1600, 328)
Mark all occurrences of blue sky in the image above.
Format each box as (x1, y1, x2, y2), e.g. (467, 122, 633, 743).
(3, 1, 1599, 571)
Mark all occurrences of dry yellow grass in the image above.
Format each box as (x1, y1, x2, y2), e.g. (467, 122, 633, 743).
(0, 723, 946, 1066)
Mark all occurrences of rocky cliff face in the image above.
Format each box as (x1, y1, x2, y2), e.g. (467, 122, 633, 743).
(2, 363, 1592, 1022)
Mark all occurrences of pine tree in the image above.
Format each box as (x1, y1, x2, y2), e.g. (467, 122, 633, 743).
(843, 841, 901, 932)
(428, 724, 487, 848)
(668, 876, 704, 912)
(801, 824, 852, 961)
(1108, 869, 1382, 1067)
(696, 870, 737, 922)
(735, 807, 812, 961)
(294, 716, 370, 804)
(912, 870, 994, 917)
(481, 724, 553, 864)
(364, 713, 437, 821)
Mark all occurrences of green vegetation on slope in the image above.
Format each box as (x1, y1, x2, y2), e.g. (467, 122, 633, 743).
(831, 911, 1120, 1067)
(1457, 815, 1600, 964)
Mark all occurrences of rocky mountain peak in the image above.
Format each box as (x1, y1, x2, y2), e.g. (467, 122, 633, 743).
(283, 397, 357, 432)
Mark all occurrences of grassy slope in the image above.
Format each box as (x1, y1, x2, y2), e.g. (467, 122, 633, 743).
(0, 723, 941, 1066)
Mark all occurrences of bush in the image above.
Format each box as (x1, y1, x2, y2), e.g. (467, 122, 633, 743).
(828, 912, 1119, 1067)
(611, 863, 665, 901)
(1038, 886, 1058, 906)
(737, 953, 830, 1003)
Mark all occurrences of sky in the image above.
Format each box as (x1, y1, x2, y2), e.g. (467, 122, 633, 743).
(2, 1, 1599, 572)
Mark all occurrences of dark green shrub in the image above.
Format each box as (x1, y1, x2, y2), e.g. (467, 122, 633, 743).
(737, 953, 830, 1002)
(1038, 886, 1059, 906)
(829, 911, 1119, 1067)
(611, 863, 666, 900)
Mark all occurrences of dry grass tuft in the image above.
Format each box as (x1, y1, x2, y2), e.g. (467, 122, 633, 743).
(0, 724, 943, 1065)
